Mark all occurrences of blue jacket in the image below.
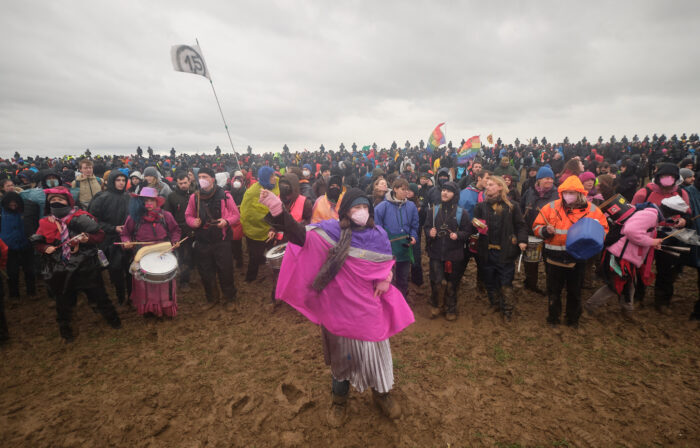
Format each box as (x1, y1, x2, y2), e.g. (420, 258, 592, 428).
(458, 185, 482, 219)
(374, 192, 419, 240)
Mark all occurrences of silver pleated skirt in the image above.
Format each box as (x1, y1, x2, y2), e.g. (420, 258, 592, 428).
(322, 327, 394, 393)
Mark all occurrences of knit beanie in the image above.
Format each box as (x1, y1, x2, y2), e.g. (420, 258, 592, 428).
(578, 172, 596, 183)
(536, 165, 554, 180)
(257, 166, 275, 189)
(679, 168, 694, 181)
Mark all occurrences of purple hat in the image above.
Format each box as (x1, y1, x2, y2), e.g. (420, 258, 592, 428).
(131, 186, 165, 207)
(579, 172, 596, 183)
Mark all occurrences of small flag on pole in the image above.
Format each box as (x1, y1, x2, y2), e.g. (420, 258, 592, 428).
(487, 134, 494, 145)
(426, 122, 446, 153)
(171, 44, 210, 79)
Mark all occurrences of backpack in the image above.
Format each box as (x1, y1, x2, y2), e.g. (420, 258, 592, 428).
(432, 204, 464, 228)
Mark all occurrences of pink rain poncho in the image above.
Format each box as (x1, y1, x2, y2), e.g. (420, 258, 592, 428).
(275, 220, 414, 342)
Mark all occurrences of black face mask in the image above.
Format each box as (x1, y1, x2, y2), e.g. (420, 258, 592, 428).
(328, 187, 341, 201)
(50, 202, 71, 218)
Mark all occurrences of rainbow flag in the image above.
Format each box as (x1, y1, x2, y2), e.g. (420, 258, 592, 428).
(426, 122, 445, 153)
(457, 135, 481, 165)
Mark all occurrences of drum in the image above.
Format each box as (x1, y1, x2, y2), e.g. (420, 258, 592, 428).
(599, 194, 635, 225)
(566, 217, 605, 260)
(524, 236, 543, 262)
(265, 243, 288, 270)
(134, 251, 178, 284)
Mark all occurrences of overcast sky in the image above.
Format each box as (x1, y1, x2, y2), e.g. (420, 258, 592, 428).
(2, 0, 699, 157)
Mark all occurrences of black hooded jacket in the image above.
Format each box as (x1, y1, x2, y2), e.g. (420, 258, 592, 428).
(88, 171, 130, 238)
(423, 183, 470, 262)
(425, 168, 451, 207)
(616, 161, 639, 201)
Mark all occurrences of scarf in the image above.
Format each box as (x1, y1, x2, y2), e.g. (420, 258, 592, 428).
(58, 209, 76, 261)
(143, 209, 161, 223)
(534, 184, 553, 198)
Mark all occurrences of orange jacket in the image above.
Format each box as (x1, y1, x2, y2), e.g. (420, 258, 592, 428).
(533, 176, 609, 256)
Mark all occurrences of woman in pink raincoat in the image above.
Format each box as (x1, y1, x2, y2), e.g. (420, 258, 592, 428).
(260, 187, 414, 427)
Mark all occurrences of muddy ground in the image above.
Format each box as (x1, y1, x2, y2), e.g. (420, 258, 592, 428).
(1, 255, 699, 447)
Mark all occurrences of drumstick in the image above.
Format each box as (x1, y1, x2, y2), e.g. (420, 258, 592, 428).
(196, 191, 201, 218)
(535, 207, 551, 226)
(389, 235, 411, 242)
(113, 241, 155, 246)
(660, 245, 690, 252)
(159, 236, 190, 255)
(661, 228, 686, 241)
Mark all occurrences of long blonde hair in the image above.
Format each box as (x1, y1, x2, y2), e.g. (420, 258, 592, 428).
(486, 176, 513, 212)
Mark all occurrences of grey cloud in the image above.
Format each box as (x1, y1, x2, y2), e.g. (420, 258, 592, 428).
(1, 0, 699, 157)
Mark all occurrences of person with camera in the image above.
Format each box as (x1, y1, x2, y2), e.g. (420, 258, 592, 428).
(424, 181, 470, 320)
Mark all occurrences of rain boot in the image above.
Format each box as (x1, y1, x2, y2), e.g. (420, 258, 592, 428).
(429, 282, 441, 319)
(444, 280, 458, 321)
(372, 388, 401, 419)
(326, 391, 347, 428)
(327, 378, 349, 427)
(501, 286, 515, 321)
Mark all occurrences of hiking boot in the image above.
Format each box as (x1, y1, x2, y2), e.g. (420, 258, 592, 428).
(108, 317, 122, 329)
(59, 325, 74, 343)
(372, 389, 401, 419)
(657, 305, 672, 316)
(525, 284, 546, 296)
(224, 301, 238, 312)
(430, 306, 441, 319)
(326, 392, 347, 428)
(204, 300, 219, 311)
(445, 313, 457, 321)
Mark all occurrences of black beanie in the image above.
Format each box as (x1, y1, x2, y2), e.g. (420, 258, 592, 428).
(654, 163, 679, 183)
(198, 167, 216, 178)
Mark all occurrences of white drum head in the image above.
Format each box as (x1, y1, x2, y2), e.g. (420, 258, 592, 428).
(139, 252, 178, 274)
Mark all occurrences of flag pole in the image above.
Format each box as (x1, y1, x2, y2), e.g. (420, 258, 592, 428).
(196, 38, 241, 170)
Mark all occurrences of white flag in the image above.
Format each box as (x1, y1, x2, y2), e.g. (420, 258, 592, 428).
(171, 44, 210, 79)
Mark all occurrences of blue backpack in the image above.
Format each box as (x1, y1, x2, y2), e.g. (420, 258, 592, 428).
(432, 204, 465, 227)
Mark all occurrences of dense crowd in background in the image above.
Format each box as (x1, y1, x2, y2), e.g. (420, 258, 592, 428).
(0, 132, 698, 344)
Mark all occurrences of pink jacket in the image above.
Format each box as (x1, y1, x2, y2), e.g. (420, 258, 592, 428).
(185, 189, 240, 240)
(607, 207, 659, 268)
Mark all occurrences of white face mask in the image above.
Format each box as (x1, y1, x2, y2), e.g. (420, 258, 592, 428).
(350, 208, 369, 226)
(562, 192, 578, 204)
(198, 178, 212, 190)
(302, 169, 311, 177)
(232, 180, 242, 189)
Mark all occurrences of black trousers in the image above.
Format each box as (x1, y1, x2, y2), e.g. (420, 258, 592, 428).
(7, 246, 36, 298)
(232, 239, 243, 267)
(652, 250, 683, 308)
(245, 237, 271, 282)
(176, 238, 195, 284)
(56, 277, 119, 329)
(481, 250, 515, 312)
(195, 239, 237, 302)
(428, 258, 466, 314)
(107, 250, 132, 305)
(691, 267, 700, 320)
(545, 261, 585, 325)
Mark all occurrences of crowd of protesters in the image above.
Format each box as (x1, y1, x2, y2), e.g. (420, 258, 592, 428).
(0, 133, 698, 345)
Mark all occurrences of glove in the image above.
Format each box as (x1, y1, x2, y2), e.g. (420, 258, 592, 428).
(259, 189, 283, 217)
